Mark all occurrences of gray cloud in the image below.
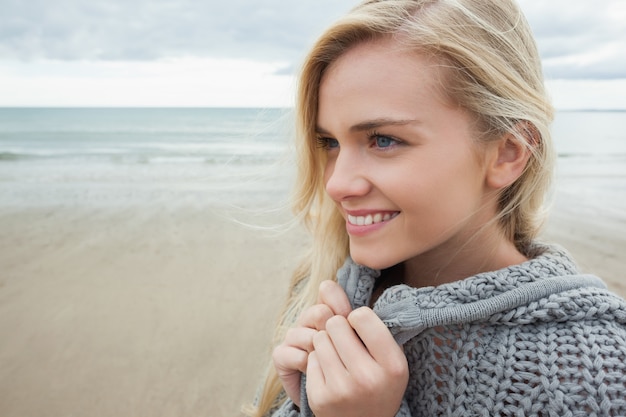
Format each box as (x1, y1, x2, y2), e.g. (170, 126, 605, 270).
(0, 0, 356, 64)
(0, 0, 624, 80)
(519, 0, 626, 79)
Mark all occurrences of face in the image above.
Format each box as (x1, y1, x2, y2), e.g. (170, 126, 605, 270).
(317, 39, 501, 278)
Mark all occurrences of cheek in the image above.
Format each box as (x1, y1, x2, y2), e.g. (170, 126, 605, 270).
(322, 159, 334, 189)
(401, 157, 484, 215)
(323, 157, 333, 179)
(432, 165, 489, 223)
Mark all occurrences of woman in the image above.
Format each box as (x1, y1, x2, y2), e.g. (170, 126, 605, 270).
(247, 1, 626, 416)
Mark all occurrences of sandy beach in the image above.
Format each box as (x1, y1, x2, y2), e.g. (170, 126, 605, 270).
(0, 203, 305, 417)
(0, 194, 624, 416)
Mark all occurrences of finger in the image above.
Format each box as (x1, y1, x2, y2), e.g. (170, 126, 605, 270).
(306, 350, 325, 385)
(312, 330, 349, 384)
(273, 344, 309, 374)
(272, 345, 306, 407)
(297, 303, 334, 331)
(317, 280, 352, 318)
(284, 327, 317, 353)
(347, 307, 406, 368)
(324, 314, 373, 370)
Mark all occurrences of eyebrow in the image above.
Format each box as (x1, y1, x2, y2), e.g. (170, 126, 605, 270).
(316, 118, 421, 135)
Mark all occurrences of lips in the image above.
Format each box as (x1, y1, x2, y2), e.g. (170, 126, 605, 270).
(347, 211, 399, 226)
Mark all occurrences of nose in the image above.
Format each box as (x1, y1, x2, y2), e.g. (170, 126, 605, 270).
(324, 148, 371, 201)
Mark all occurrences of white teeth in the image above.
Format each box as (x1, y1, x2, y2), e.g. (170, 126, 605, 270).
(348, 212, 397, 226)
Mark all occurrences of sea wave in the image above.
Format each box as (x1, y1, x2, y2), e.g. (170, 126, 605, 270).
(0, 147, 286, 165)
(0, 152, 23, 161)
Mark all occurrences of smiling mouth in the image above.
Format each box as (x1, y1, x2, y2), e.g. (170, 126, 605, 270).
(347, 212, 399, 226)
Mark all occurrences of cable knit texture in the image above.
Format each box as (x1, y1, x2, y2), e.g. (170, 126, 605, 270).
(270, 243, 626, 416)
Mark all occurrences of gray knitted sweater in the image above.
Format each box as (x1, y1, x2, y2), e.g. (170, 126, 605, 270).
(272, 244, 626, 417)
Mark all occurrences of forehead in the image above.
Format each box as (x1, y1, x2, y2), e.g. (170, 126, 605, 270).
(318, 39, 452, 127)
(324, 38, 445, 85)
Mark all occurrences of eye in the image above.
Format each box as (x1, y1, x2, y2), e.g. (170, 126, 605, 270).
(316, 136, 340, 150)
(372, 134, 398, 149)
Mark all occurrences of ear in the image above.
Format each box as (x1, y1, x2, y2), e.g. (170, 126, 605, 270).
(485, 127, 533, 190)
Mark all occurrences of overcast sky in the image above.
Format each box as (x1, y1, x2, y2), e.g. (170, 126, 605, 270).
(0, 0, 625, 108)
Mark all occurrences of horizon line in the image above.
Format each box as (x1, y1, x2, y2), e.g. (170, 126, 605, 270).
(0, 106, 625, 112)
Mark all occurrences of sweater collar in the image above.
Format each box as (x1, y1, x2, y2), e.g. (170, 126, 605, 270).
(337, 243, 579, 309)
(336, 243, 601, 344)
(375, 243, 580, 309)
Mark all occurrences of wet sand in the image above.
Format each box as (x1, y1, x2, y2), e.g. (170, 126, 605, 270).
(0, 199, 624, 417)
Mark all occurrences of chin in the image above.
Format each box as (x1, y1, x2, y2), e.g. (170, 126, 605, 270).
(350, 249, 398, 271)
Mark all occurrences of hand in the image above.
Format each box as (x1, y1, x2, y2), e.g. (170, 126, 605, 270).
(272, 280, 352, 407)
(306, 306, 409, 417)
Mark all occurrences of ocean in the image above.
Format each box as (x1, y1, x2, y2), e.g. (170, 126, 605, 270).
(0, 108, 296, 207)
(0, 108, 625, 211)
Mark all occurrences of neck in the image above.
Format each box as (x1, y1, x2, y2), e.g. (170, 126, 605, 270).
(402, 230, 528, 288)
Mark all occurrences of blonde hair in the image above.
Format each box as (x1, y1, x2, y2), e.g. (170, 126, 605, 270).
(245, 0, 554, 415)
